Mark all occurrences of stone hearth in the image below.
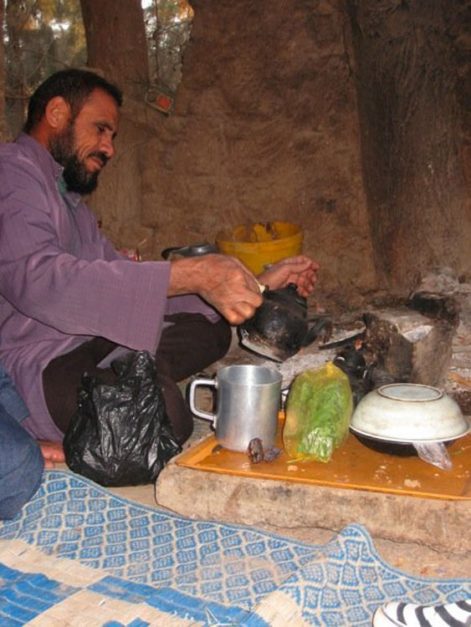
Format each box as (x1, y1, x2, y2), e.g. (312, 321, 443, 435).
(154, 290, 471, 578)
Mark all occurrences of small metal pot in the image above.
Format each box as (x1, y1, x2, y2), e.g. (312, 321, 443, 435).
(161, 242, 217, 260)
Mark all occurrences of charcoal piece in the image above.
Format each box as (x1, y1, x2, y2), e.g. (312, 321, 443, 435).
(334, 347, 369, 405)
(247, 438, 265, 463)
(263, 446, 282, 462)
(408, 291, 460, 324)
(334, 347, 366, 379)
(247, 438, 282, 463)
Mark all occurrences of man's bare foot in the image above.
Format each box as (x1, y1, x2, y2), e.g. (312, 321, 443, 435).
(38, 440, 65, 469)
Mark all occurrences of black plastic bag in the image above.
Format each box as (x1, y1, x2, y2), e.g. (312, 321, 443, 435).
(64, 351, 181, 486)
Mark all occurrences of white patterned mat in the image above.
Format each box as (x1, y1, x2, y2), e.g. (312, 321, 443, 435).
(0, 470, 469, 626)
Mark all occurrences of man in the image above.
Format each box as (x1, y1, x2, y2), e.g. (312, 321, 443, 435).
(0, 69, 318, 452)
(0, 363, 44, 519)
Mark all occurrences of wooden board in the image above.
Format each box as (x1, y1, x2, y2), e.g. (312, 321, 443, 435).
(177, 428, 471, 500)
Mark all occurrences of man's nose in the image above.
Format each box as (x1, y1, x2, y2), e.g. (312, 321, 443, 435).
(100, 134, 115, 159)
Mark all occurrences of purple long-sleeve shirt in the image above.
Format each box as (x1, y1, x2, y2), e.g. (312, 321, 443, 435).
(0, 134, 218, 440)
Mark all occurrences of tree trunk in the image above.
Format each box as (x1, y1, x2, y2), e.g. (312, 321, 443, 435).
(4, 0, 29, 136)
(347, 0, 471, 292)
(79, 0, 153, 258)
(80, 0, 149, 100)
(0, 0, 4, 142)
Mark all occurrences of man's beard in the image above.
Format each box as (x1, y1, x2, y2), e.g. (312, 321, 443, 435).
(49, 123, 107, 195)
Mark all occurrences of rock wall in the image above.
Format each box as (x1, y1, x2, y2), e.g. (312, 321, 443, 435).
(92, 0, 377, 304)
(348, 0, 471, 292)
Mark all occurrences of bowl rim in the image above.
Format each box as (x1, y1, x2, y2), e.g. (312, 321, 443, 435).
(377, 383, 444, 403)
(350, 422, 470, 444)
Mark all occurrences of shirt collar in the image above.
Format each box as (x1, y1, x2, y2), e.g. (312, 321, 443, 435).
(16, 133, 82, 209)
(57, 174, 82, 210)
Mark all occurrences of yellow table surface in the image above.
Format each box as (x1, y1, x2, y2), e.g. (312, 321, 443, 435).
(177, 429, 471, 501)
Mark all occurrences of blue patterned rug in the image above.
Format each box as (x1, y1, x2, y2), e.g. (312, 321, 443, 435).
(0, 470, 469, 626)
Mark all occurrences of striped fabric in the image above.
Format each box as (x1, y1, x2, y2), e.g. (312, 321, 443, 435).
(373, 599, 471, 626)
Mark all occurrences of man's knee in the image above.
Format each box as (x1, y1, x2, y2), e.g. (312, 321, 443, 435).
(157, 373, 193, 445)
(211, 318, 232, 360)
(0, 411, 44, 519)
(156, 313, 233, 381)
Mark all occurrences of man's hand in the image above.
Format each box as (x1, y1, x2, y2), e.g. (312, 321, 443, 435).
(257, 255, 319, 297)
(169, 254, 263, 325)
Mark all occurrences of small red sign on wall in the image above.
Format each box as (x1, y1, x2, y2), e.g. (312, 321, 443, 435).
(146, 87, 175, 115)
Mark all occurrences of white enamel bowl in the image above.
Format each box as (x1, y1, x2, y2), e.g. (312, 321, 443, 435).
(350, 383, 470, 443)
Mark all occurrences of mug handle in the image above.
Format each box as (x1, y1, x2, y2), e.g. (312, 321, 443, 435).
(188, 377, 218, 424)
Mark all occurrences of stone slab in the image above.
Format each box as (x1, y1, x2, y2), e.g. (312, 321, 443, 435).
(155, 450, 471, 555)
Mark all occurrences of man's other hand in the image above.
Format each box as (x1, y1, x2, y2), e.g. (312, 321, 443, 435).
(257, 255, 319, 297)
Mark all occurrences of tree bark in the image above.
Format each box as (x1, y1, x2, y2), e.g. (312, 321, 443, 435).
(80, 0, 149, 100)
(4, 0, 30, 136)
(347, 0, 471, 292)
(0, 0, 4, 142)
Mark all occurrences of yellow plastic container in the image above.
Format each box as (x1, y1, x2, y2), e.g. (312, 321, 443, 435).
(216, 221, 303, 275)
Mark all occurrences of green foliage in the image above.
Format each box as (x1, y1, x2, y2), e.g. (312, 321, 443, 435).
(148, 0, 194, 91)
(1, 0, 193, 135)
(5, 0, 86, 80)
(283, 362, 353, 463)
(3, 0, 86, 136)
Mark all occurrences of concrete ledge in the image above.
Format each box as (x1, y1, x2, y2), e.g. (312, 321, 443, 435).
(155, 456, 471, 555)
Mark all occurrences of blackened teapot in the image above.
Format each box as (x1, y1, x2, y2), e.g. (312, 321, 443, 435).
(238, 283, 331, 362)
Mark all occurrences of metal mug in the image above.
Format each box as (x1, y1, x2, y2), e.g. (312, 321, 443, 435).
(188, 364, 282, 452)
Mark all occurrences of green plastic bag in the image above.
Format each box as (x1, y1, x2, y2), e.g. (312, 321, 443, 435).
(283, 362, 353, 463)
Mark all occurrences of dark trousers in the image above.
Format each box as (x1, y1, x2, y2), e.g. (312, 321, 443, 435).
(43, 313, 231, 444)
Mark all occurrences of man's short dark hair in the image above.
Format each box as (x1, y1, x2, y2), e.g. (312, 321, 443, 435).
(24, 68, 123, 133)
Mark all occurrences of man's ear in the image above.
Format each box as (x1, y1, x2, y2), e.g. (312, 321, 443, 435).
(44, 96, 71, 130)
